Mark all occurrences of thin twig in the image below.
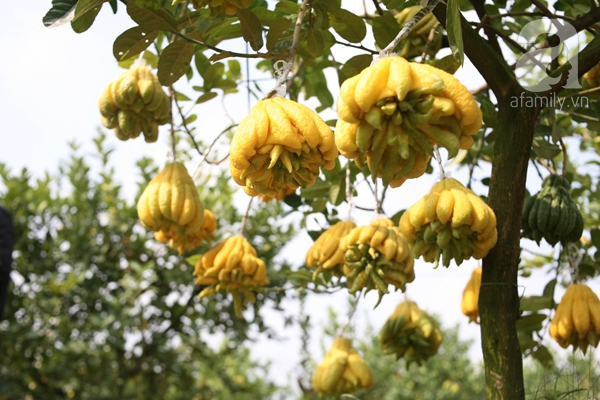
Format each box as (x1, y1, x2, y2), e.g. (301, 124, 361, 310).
(346, 162, 354, 220)
(560, 85, 600, 100)
(240, 197, 254, 236)
(192, 124, 236, 178)
(557, 135, 569, 177)
(371, 0, 384, 16)
(174, 95, 203, 157)
(168, 87, 177, 161)
(355, 205, 376, 212)
(433, 144, 446, 180)
(336, 293, 362, 337)
(334, 40, 378, 54)
(379, 0, 442, 57)
(531, 159, 545, 180)
(421, 22, 441, 62)
(174, 32, 284, 59)
(536, 158, 557, 175)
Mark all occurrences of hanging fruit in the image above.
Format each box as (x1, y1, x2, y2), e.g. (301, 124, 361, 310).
(379, 300, 443, 365)
(461, 267, 482, 323)
(582, 62, 600, 89)
(395, 6, 441, 59)
(154, 209, 217, 254)
(229, 96, 338, 200)
(334, 56, 482, 186)
(192, 235, 269, 318)
(340, 219, 414, 305)
(550, 283, 600, 353)
(306, 221, 357, 279)
(99, 63, 170, 142)
(137, 162, 206, 254)
(521, 174, 584, 246)
(311, 337, 374, 397)
(399, 177, 497, 267)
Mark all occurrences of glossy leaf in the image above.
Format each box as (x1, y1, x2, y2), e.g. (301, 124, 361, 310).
(157, 41, 196, 86)
(127, 1, 177, 32)
(446, 0, 464, 65)
(42, 0, 77, 27)
(237, 9, 264, 51)
(73, 0, 107, 21)
(329, 9, 366, 43)
(372, 12, 401, 50)
(70, 1, 103, 33)
(515, 313, 547, 331)
(267, 17, 292, 52)
(113, 27, 159, 61)
(306, 28, 325, 58)
(338, 54, 372, 84)
(196, 92, 219, 104)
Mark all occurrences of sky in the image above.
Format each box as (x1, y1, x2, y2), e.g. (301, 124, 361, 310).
(1, 0, 597, 393)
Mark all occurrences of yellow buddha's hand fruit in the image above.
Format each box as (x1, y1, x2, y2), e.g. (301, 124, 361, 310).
(379, 300, 443, 365)
(550, 283, 600, 353)
(461, 267, 482, 323)
(582, 62, 600, 89)
(306, 221, 357, 279)
(229, 96, 338, 200)
(154, 209, 217, 254)
(312, 337, 374, 397)
(340, 218, 414, 306)
(137, 162, 206, 254)
(98, 63, 170, 143)
(335, 56, 482, 187)
(193, 235, 269, 318)
(394, 6, 441, 59)
(399, 177, 497, 268)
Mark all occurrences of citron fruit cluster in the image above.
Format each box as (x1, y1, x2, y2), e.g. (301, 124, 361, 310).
(399, 178, 497, 267)
(340, 219, 414, 304)
(461, 267, 482, 323)
(99, 64, 170, 142)
(305, 221, 357, 279)
(522, 174, 584, 246)
(155, 209, 217, 254)
(335, 56, 482, 187)
(191, 0, 252, 17)
(379, 300, 443, 365)
(137, 162, 207, 254)
(582, 62, 600, 89)
(550, 283, 600, 353)
(311, 337, 374, 397)
(229, 96, 338, 200)
(193, 235, 269, 318)
(395, 6, 441, 59)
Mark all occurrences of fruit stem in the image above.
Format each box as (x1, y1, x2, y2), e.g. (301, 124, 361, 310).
(346, 162, 355, 220)
(336, 293, 362, 338)
(240, 196, 254, 237)
(433, 144, 447, 180)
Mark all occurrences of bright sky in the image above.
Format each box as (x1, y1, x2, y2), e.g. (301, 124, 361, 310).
(2, 1, 595, 393)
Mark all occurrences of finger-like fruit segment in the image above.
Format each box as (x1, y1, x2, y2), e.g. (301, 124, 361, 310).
(312, 337, 373, 396)
(399, 178, 497, 268)
(230, 97, 337, 200)
(193, 235, 269, 318)
(461, 267, 482, 323)
(98, 63, 170, 142)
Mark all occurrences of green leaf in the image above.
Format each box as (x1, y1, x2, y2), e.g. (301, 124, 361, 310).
(127, 1, 177, 32)
(329, 9, 366, 43)
(118, 51, 159, 69)
(301, 179, 330, 199)
(591, 229, 600, 249)
(73, 0, 107, 21)
(186, 254, 201, 266)
(316, 0, 340, 12)
(520, 296, 553, 312)
(532, 138, 562, 160)
(176, 92, 191, 101)
(209, 51, 233, 62)
(542, 278, 557, 298)
(430, 54, 461, 75)
(43, 0, 77, 27)
(515, 313, 547, 331)
(306, 28, 325, 58)
(532, 345, 554, 369)
(70, 1, 103, 33)
(157, 41, 196, 86)
(275, 1, 301, 14)
(329, 178, 346, 206)
(372, 12, 401, 50)
(284, 193, 302, 209)
(446, 0, 464, 65)
(267, 17, 292, 52)
(196, 92, 218, 104)
(338, 54, 372, 84)
(237, 9, 264, 51)
(113, 27, 159, 61)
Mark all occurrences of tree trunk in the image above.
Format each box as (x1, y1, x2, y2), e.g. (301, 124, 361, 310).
(480, 92, 539, 400)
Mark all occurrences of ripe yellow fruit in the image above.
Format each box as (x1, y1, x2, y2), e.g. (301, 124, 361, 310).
(335, 56, 482, 187)
(550, 283, 600, 353)
(229, 97, 337, 200)
(193, 235, 269, 318)
(341, 219, 414, 305)
(312, 337, 373, 396)
(379, 300, 443, 365)
(461, 267, 482, 323)
(137, 162, 206, 254)
(155, 209, 217, 254)
(399, 178, 497, 267)
(99, 64, 170, 142)
(394, 6, 441, 59)
(306, 221, 357, 279)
